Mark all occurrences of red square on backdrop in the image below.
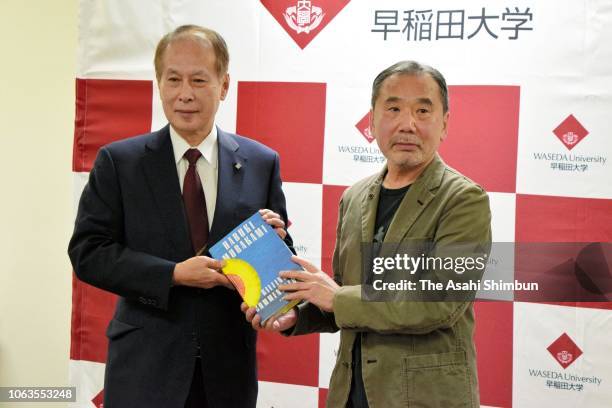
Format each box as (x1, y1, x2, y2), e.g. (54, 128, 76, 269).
(70, 276, 117, 362)
(516, 194, 612, 242)
(256, 330, 319, 387)
(236, 82, 326, 184)
(474, 301, 513, 408)
(73, 78, 153, 172)
(318, 388, 329, 408)
(515, 194, 612, 310)
(321, 185, 348, 276)
(441, 86, 520, 193)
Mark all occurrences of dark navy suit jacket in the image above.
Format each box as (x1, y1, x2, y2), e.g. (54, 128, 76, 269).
(68, 125, 291, 408)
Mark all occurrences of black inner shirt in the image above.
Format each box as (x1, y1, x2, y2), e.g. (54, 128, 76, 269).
(348, 183, 411, 408)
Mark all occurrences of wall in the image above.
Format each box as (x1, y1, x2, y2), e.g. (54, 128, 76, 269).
(0, 1, 77, 406)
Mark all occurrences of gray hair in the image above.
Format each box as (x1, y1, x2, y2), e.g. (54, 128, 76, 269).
(371, 61, 449, 113)
(154, 25, 229, 81)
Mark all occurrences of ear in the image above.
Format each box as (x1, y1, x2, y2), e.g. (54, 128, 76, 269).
(440, 111, 450, 141)
(220, 73, 230, 101)
(368, 109, 374, 133)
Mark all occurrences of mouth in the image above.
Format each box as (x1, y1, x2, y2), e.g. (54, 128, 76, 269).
(392, 141, 420, 151)
(176, 110, 198, 114)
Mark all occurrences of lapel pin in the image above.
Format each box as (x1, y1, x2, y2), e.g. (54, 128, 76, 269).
(234, 162, 242, 171)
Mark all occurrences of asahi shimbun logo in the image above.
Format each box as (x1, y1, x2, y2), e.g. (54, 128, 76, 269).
(547, 333, 583, 369)
(553, 114, 589, 150)
(260, 0, 351, 49)
(284, 1, 325, 34)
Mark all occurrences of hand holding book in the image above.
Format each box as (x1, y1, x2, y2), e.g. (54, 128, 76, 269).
(279, 256, 340, 313)
(242, 255, 340, 330)
(209, 211, 301, 323)
(258, 208, 287, 240)
(241, 302, 297, 331)
(172, 255, 234, 290)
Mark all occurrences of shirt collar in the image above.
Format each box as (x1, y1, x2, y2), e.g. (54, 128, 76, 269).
(169, 125, 218, 166)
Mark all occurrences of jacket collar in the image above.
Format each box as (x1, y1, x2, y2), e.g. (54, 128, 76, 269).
(143, 125, 192, 258)
(142, 125, 249, 255)
(208, 128, 247, 246)
(360, 154, 446, 244)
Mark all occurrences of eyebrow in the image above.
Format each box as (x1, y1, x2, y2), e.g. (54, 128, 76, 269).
(415, 97, 433, 106)
(165, 68, 207, 76)
(383, 96, 402, 104)
(383, 96, 434, 106)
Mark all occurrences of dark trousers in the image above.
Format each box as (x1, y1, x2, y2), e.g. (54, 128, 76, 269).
(185, 358, 208, 408)
(347, 334, 369, 408)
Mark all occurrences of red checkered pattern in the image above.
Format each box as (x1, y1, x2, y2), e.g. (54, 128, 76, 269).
(70, 1, 612, 406)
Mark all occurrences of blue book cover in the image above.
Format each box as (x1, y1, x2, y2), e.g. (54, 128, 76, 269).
(209, 212, 301, 323)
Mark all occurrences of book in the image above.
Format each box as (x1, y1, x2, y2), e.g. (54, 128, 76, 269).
(209, 212, 301, 323)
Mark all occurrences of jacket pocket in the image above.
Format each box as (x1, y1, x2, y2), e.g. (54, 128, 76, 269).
(404, 351, 471, 408)
(106, 318, 142, 340)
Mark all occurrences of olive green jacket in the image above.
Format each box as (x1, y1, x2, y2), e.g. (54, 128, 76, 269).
(291, 155, 492, 408)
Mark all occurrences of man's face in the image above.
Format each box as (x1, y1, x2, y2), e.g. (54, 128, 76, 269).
(370, 73, 449, 172)
(158, 37, 229, 141)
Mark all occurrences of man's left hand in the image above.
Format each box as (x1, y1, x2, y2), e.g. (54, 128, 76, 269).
(279, 256, 340, 312)
(259, 209, 287, 240)
(241, 302, 298, 331)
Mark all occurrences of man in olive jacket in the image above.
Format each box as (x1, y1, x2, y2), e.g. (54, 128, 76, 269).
(244, 61, 492, 408)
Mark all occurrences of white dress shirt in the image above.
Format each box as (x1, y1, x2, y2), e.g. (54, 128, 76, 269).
(169, 125, 218, 228)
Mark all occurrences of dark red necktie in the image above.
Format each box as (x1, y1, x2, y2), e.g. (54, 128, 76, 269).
(183, 149, 209, 253)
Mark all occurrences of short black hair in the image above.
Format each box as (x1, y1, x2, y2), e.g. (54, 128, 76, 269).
(371, 61, 449, 113)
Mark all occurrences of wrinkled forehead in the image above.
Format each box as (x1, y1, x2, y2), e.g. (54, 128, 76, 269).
(384, 72, 437, 91)
(160, 36, 216, 74)
(378, 73, 441, 103)
(166, 33, 213, 53)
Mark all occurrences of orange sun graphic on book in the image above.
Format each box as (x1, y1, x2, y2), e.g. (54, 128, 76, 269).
(221, 259, 262, 307)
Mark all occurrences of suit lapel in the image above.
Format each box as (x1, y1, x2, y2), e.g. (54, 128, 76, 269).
(142, 126, 192, 256)
(208, 128, 246, 244)
(361, 168, 385, 243)
(383, 154, 445, 244)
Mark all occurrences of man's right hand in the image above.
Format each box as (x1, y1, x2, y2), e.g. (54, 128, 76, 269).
(172, 256, 234, 289)
(241, 302, 297, 332)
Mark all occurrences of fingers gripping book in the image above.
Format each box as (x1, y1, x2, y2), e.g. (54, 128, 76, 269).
(209, 212, 302, 323)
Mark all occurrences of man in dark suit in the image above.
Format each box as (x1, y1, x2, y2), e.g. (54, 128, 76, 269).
(68, 25, 291, 408)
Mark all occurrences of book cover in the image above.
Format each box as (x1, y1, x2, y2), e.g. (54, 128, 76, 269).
(209, 212, 301, 323)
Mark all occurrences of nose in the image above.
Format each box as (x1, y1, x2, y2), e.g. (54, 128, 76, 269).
(178, 81, 194, 103)
(398, 111, 416, 133)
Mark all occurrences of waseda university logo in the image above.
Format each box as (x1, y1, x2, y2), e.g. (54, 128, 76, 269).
(547, 333, 583, 369)
(531, 113, 607, 174)
(332, 110, 384, 165)
(261, 0, 351, 49)
(553, 114, 589, 151)
(333, 110, 385, 164)
(528, 333, 605, 393)
(355, 112, 374, 144)
(283, 1, 324, 34)
(527, 332, 603, 394)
